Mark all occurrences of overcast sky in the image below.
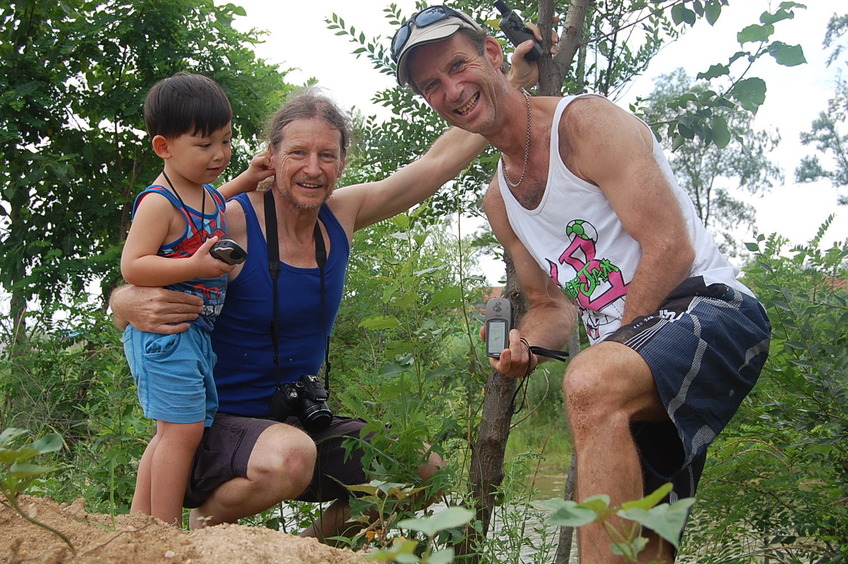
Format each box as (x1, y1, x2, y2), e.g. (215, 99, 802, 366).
(229, 1, 846, 263)
(3, 2, 843, 311)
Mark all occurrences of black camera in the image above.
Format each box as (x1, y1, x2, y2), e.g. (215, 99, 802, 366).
(270, 374, 332, 434)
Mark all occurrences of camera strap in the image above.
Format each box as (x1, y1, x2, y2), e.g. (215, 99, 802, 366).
(264, 189, 331, 392)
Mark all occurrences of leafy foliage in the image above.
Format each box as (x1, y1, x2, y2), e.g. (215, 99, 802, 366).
(638, 68, 783, 257)
(0, 0, 289, 319)
(796, 12, 848, 205)
(548, 483, 695, 562)
(0, 300, 145, 515)
(679, 222, 848, 562)
(632, 2, 807, 149)
(0, 428, 73, 552)
(366, 506, 475, 564)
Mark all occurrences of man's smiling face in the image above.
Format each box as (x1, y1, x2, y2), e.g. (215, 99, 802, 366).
(407, 33, 505, 137)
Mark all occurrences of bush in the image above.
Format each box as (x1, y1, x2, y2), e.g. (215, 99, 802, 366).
(680, 222, 848, 562)
(0, 300, 145, 515)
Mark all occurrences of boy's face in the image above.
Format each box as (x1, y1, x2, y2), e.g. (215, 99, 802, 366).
(158, 123, 232, 185)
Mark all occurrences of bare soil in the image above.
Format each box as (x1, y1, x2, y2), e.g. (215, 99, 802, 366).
(1, 495, 364, 563)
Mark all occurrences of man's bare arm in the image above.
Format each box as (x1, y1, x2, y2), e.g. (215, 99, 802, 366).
(110, 285, 203, 334)
(563, 97, 694, 323)
(482, 180, 576, 378)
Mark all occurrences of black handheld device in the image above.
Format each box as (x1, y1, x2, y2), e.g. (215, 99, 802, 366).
(485, 297, 513, 358)
(494, 0, 543, 61)
(210, 238, 247, 265)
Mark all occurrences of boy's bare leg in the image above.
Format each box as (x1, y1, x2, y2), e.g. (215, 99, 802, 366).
(150, 420, 205, 526)
(131, 434, 159, 515)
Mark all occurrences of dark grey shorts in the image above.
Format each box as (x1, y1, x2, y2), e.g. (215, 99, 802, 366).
(605, 276, 771, 502)
(183, 414, 369, 508)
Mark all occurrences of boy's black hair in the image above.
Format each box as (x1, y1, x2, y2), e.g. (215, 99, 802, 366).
(143, 72, 232, 139)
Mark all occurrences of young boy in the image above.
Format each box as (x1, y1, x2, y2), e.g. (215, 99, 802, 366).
(121, 73, 268, 526)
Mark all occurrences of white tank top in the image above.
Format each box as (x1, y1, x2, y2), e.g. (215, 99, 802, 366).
(497, 95, 747, 343)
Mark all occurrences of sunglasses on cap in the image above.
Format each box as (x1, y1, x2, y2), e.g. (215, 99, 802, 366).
(390, 5, 479, 62)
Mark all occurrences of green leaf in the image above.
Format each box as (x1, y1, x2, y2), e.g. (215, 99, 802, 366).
(704, 0, 722, 25)
(711, 116, 731, 148)
(621, 483, 672, 511)
(363, 538, 419, 561)
(670, 4, 696, 25)
(344, 483, 381, 496)
(737, 23, 774, 44)
(580, 494, 613, 513)
(697, 64, 729, 80)
(617, 498, 697, 549)
(546, 498, 601, 527)
(760, 5, 798, 25)
(730, 77, 767, 113)
(611, 535, 648, 558)
(225, 4, 246, 17)
(360, 315, 402, 331)
(397, 506, 474, 537)
(768, 41, 806, 66)
(428, 548, 456, 564)
(0, 451, 25, 465)
(424, 285, 462, 310)
(0, 428, 27, 446)
(10, 461, 57, 478)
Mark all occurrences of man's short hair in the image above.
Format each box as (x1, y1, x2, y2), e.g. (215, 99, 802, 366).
(144, 73, 232, 139)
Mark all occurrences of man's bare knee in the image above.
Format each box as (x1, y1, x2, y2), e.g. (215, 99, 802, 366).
(251, 427, 317, 495)
(563, 359, 615, 434)
(418, 447, 444, 482)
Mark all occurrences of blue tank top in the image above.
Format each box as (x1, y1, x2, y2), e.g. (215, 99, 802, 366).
(131, 185, 228, 332)
(211, 193, 350, 417)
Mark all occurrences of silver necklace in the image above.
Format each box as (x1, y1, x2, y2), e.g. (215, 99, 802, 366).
(503, 88, 532, 188)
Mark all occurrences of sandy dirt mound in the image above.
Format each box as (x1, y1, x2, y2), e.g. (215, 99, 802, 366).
(1, 495, 364, 563)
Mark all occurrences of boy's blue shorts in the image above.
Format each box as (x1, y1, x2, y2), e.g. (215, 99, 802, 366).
(123, 324, 218, 426)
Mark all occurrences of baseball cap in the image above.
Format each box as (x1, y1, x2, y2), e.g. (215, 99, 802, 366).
(392, 6, 484, 87)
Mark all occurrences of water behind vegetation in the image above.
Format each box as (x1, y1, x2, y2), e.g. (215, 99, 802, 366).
(429, 473, 578, 564)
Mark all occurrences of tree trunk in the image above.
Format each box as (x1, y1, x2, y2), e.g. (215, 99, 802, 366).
(554, 455, 578, 564)
(541, 0, 592, 94)
(457, 254, 526, 561)
(457, 2, 591, 559)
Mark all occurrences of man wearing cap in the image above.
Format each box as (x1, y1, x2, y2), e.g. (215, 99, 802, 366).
(392, 6, 771, 563)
